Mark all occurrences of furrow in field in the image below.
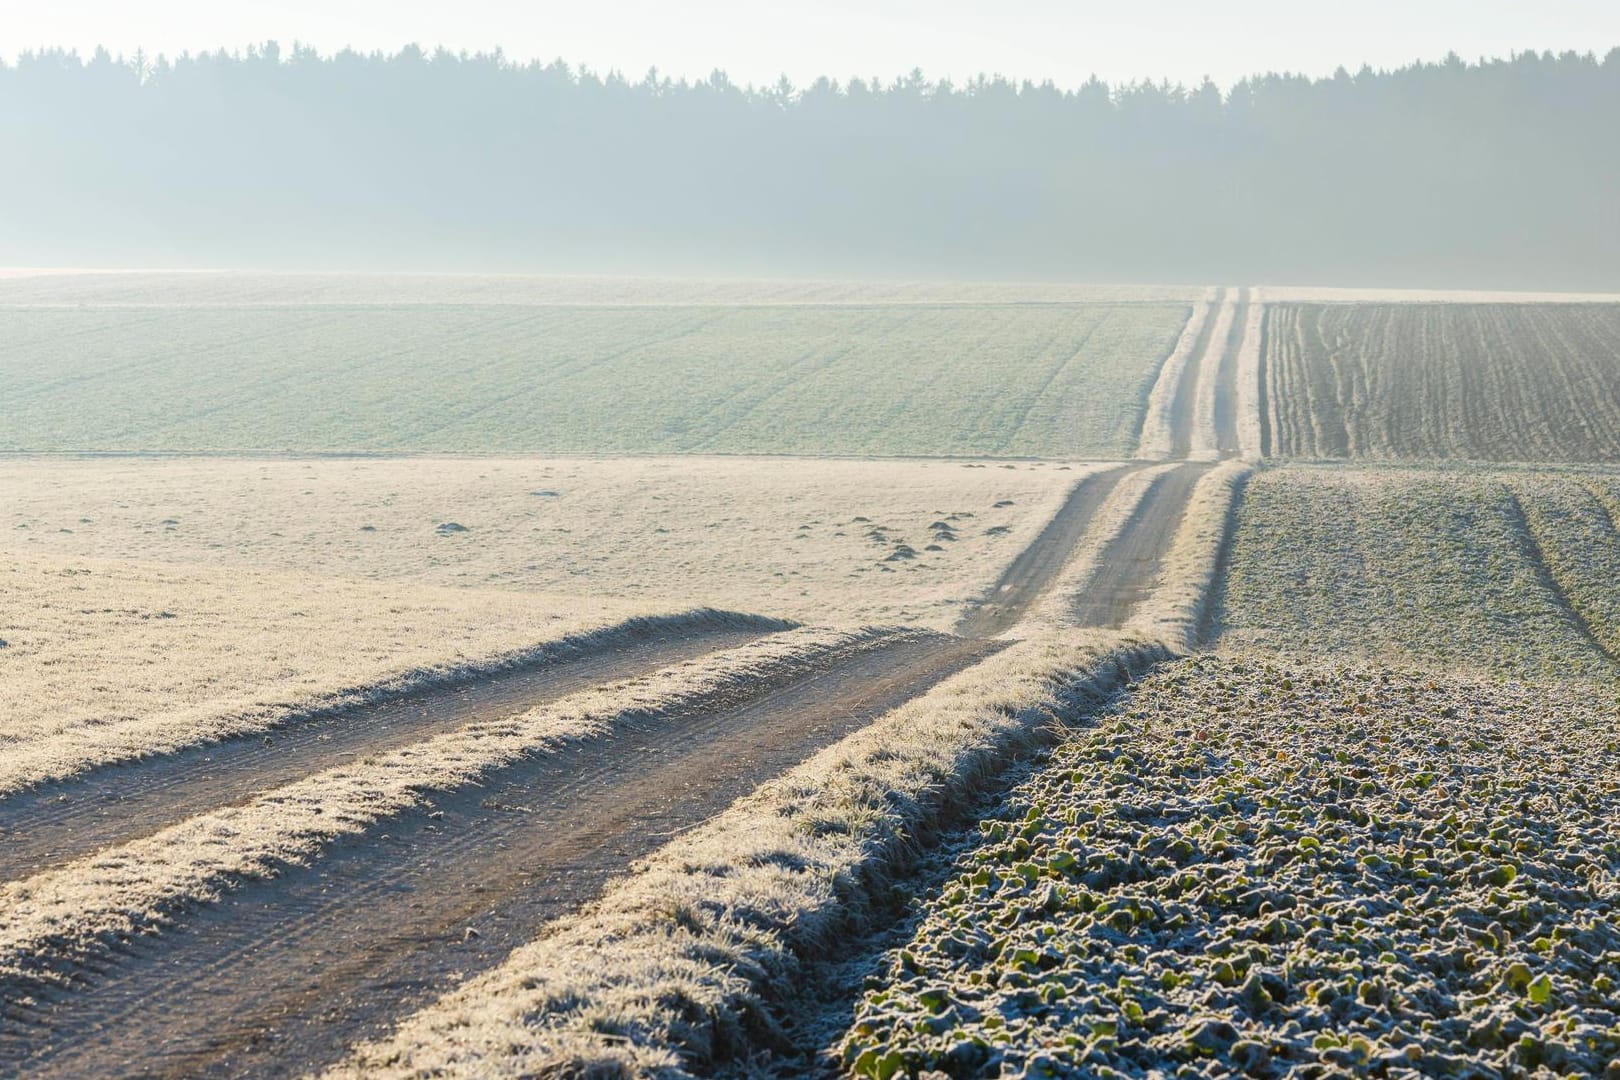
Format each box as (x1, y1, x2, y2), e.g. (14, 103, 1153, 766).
(1265, 303, 1620, 462)
(0, 619, 774, 882)
(0, 632, 1000, 1079)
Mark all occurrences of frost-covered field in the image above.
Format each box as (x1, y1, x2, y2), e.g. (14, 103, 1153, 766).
(0, 291, 1188, 457)
(0, 455, 1086, 629)
(0, 550, 677, 790)
(0, 271, 1205, 307)
(842, 657, 1620, 1079)
(1215, 465, 1620, 680)
(1265, 303, 1620, 462)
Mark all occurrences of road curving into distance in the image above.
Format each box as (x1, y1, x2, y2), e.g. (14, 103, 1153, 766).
(2, 632, 1000, 1079)
(0, 287, 1255, 1078)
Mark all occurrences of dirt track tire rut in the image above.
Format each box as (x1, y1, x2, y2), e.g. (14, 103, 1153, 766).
(1072, 463, 1213, 628)
(1211, 287, 1251, 456)
(1, 633, 1001, 1080)
(0, 624, 769, 882)
(955, 464, 1136, 637)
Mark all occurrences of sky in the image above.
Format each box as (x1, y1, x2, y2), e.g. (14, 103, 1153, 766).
(7, 0, 1619, 89)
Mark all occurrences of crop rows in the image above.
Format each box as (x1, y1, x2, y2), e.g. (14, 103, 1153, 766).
(0, 302, 1189, 457)
(1265, 303, 1620, 462)
(1214, 465, 1618, 681)
(841, 656, 1620, 1078)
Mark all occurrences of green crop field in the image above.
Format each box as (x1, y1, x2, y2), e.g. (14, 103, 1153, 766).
(1265, 303, 1620, 462)
(1212, 464, 1620, 680)
(0, 300, 1189, 457)
(842, 657, 1620, 1079)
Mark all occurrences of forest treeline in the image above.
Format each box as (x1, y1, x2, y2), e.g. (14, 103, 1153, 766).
(3, 44, 1617, 287)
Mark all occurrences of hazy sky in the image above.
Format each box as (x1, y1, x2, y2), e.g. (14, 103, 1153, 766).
(9, 0, 1619, 88)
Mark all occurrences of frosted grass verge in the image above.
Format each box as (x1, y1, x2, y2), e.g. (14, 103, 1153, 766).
(0, 608, 788, 799)
(0, 625, 901, 997)
(323, 633, 1171, 1079)
(1135, 294, 1213, 460)
(1125, 462, 1253, 651)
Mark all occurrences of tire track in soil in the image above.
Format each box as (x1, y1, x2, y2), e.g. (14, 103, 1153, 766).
(1, 633, 1002, 1080)
(1070, 462, 1214, 629)
(1170, 287, 1226, 458)
(0, 623, 771, 882)
(954, 463, 1136, 638)
(1211, 287, 1250, 457)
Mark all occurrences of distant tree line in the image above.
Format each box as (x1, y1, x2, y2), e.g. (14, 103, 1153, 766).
(2, 44, 1616, 287)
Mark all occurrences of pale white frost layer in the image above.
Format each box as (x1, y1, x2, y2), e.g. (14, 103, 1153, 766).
(0, 626, 903, 990)
(1125, 462, 1254, 651)
(1020, 465, 1177, 637)
(324, 633, 1170, 1079)
(1234, 298, 1266, 460)
(1189, 299, 1237, 462)
(1136, 293, 1213, 460)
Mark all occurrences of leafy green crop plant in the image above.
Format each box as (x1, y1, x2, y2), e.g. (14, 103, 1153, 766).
(841, 657, 1620, 1078)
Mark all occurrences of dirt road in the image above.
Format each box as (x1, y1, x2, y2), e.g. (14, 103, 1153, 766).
(0, 622, 770, 881)
(955, 463, 1135, 636)
(1170, 287, 1226, 457)
(1064, 283, 1242, 627)
(1070, 463, 1213, 628)
(0, 290, 1251, 1078)
(1211, 287, 1251, 457)
(1, 633, 998, 1079)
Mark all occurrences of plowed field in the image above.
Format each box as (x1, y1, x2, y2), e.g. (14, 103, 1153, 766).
(1265, 303, 1620, 462)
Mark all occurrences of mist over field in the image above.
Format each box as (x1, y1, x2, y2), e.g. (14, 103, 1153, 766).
(7, 12, 1620, 1077)
(3, 44, 1618, 288)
